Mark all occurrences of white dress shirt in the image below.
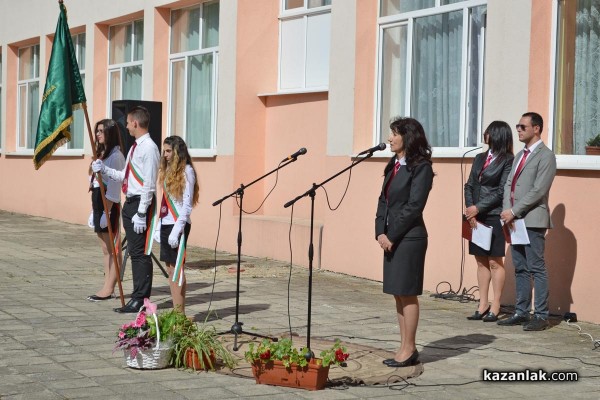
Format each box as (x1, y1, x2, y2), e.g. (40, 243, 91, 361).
(102, 133, 160, 214)
(91, 146, 125, 203)
(161, 165, 195, 227)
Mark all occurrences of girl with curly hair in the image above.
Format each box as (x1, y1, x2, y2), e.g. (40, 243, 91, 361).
(157, 135, 199, 313)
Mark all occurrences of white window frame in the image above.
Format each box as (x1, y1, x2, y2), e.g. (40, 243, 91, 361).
(16, 44, 40, 152)
(167, 2, 219, 156)
(375, 0, 487, 158)
(107, 19, 144, 112)
(548, 0, 600, 170)
(278, 0, 332, 93)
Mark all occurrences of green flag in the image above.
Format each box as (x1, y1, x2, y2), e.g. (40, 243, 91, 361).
(33, 1, 86, 170)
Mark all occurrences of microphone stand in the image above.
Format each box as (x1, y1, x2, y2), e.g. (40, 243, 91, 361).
(284, 151, 376, 356)
(212, 157, 299, 351)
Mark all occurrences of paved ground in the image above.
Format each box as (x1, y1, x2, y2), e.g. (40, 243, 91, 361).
(1, 210, 599, 399)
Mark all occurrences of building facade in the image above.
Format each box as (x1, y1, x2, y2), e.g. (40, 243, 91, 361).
(0, 0, 598, 323)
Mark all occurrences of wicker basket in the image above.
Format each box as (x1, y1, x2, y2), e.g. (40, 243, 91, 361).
(123, 306, 172, 369)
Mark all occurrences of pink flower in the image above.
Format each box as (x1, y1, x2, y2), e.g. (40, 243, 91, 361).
(119, 331, 125, 339)
(134, 312, 146, 328)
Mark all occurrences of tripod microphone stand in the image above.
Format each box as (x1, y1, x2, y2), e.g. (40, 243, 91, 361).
(284, 151, 377, 356)
(212, 156, 301, 351)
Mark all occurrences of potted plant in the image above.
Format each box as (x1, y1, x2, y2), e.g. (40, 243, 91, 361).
(171, 320, 236, 371)
(585, 134, 600, 155)
(113, 299, 182, 369)
(244, 338, 349, 391)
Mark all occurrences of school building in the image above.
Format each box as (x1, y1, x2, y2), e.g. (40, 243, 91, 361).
(0, 0, 598, 323)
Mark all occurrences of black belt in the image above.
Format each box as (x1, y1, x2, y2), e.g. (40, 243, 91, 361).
(125, 195, 141, 203)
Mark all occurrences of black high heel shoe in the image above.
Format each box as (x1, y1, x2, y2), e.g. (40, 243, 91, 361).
(385, 350, 419, 368)
(466, 306, 490, 320)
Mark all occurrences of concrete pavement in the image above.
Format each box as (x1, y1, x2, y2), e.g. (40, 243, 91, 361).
(1, 210, 599, 399)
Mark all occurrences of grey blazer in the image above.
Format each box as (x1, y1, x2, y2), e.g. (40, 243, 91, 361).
(502, 142, 556, 228)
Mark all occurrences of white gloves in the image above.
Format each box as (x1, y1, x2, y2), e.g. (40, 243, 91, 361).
(91, 159, 105, 173)
(132, 213, 147, 234)
(87, 211, 94, 228)
(168, 225, 182, 249)
(99, 212, 108, 229)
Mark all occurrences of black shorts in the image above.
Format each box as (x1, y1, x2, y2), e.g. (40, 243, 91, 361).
(91, 187, 120, 233)
(160, 222, 192, 264)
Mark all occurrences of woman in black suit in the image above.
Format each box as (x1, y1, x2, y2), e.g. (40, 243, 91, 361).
(464, 121, 514, 322)
(376, 117, 433, 368)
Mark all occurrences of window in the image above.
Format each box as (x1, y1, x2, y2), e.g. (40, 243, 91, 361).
(169, 2, 219, 150)
(17, 44, 40, 150)
(553, 0, 600, 156)
(377, 0, 486, 149)
(108, 19, 143, 105)
(68, 33, 85, 149)
(279, 0, 331, 91)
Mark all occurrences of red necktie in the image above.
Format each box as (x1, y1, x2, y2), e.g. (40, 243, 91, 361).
(122, 141, 137, 194)
(479, 153, 493, 179)
(385, 161, 401, 199)
(510, 149, 530, 205)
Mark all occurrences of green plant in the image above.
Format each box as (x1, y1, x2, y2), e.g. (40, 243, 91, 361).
(171, 320, 236, 370)
(244, 338, 349, 368)
(586, 134, 600, 147)
(146, 307, 193, 342)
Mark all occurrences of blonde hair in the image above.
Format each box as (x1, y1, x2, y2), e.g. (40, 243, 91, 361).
(158, 136, 199, 206)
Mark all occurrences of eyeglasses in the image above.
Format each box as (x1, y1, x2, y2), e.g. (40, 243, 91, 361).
(95, 128, 105, 134)
(515, 124, 529, 131)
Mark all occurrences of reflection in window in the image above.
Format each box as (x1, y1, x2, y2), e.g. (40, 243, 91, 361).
(108, 20, 143, 102)
(17, 44, 40, 149)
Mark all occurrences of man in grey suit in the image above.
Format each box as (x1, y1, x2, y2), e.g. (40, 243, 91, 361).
(498, 112, 556, 331)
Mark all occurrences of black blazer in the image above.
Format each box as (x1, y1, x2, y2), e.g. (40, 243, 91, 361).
(464, 152, 514, 217)
(375, 161, 434, 243)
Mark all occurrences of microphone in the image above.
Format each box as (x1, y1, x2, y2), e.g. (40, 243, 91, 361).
(357, 143, 387, 156)
(282, 147, 307, 162)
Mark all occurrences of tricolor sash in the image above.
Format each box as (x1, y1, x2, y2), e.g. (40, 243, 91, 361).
(143, 197, 158, 255)
(161, 182, 186, 286)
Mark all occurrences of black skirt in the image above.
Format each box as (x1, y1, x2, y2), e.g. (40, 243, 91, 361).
(468, 214, 506, 257)
(91, 187, 120, 233)
(383, 237, 427, 296)
(160, 222, 192, 264)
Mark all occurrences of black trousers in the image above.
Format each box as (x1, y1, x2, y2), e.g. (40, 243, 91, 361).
(122, 197, 153, 300)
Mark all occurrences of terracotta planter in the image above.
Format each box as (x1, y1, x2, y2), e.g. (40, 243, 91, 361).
(251, 359, 330, 391)
(585, 146, 600, 155)
(184, 348, 216, 371)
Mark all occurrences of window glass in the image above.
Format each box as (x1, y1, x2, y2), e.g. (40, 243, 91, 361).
(171, 6, 200, 53)
(69, 33, 86, 149)
(554, 0, 600, 155)
(378, 2, 486, 147)
(380, 0, 435, 17)
(169, 2, 219, 149)
(202, 2, 220, 49)
(17, 45, 40, 149)
(285, 0, 304, 10)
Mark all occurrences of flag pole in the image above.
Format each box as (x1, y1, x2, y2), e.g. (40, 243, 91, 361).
(83, 104, 125, 307)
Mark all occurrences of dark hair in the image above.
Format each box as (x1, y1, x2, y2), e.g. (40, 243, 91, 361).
(384, 117, 432, 175)
(522, 112, 543, 133)
(485, 120, 513, 158)
(94, 119, 121, 160)
(128, 106, 150, 129)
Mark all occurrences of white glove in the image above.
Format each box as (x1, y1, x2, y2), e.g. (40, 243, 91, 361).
(87, 211, 94, 228)
(168, 225, 182, 249)
(99, 212, 108, 229)
(132, 213, 147, 234)
(91, 159, 105, 173)
(153, 220, 161, 243)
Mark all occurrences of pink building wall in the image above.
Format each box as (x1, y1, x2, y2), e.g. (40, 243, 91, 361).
(0, 0, 598, 324)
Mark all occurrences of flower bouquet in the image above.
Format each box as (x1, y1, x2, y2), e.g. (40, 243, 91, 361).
(113, 298, 176, 369)
(244, 338, 349, 390)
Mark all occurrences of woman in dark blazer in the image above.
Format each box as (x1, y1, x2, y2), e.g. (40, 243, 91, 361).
(464, 121, 514, 322)
(376, 117, 433, 368)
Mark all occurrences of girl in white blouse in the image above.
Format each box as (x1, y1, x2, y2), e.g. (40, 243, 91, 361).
(87, 119, 126, 302)
(157, 135, 199, 314)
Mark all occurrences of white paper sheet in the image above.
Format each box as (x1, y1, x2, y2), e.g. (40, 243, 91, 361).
(471, 222, 493, 251)
(502, 218, 530, 245)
